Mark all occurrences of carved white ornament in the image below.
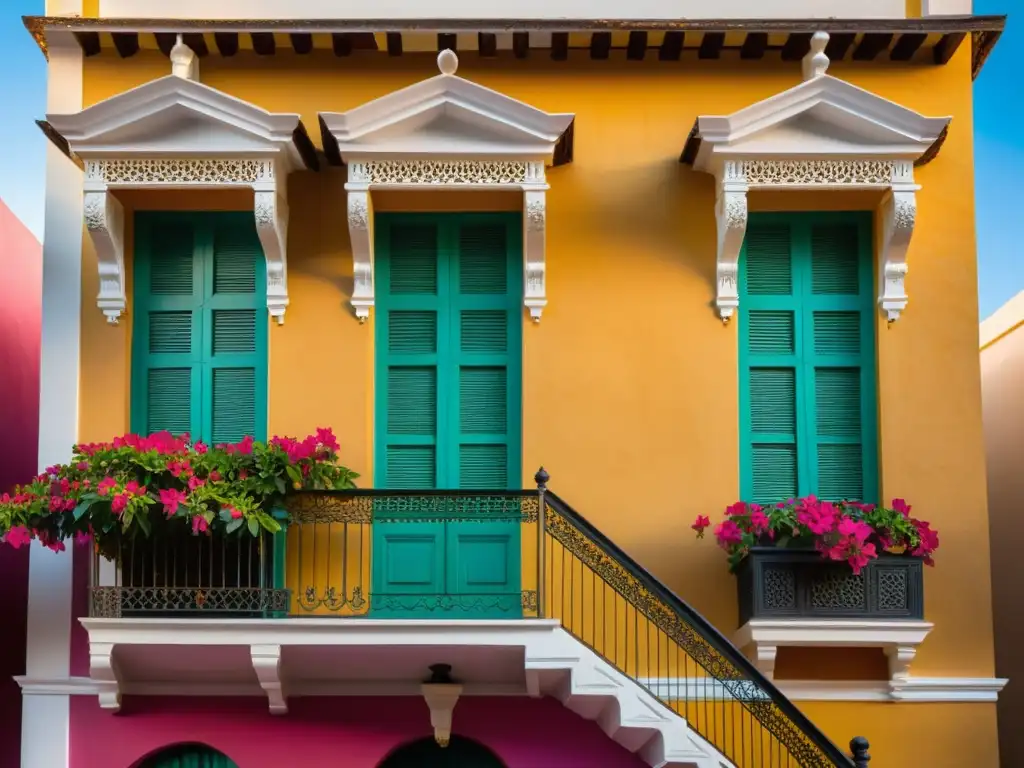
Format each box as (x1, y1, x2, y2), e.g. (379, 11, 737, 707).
(83, 158, 289, 324)
(348, 160, 540, 186)
(347, 191, 374, 323)
(710, 159, 919, 322)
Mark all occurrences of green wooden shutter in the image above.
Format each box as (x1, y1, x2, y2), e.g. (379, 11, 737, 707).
(204, 214, 268, 444)
(739, 221, 801, 504)
(131, 215, 203, 439)
(451, 219, 522, 490)
(141, 745, 238, 768)
(376, 219, 443, 488)
(132, 213, 267, 444)
(740, 213, 877, 504)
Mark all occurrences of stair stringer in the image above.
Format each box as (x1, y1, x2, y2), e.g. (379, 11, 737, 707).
(523, 627, 735, 768)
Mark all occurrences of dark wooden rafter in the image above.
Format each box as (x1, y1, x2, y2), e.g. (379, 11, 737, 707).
(659, 31, 684, 61)
(154, 32, 176, 56)
(740, 33, 767, 60)
(251, 32, 275, 55)
(852, 32, 893, 61)
(73, 31, 100, 56)
(890, 32, 927, 61)
(512, 31, 529, 59)
(214, 32, 239, 56)
(590, 31, 611, 60)
(290, 33, 313, 54)
(551, 32, 569, 61)
(386, 32, 403, 56)
(437, 32, 457, 52)
(781, 32, 812, 61)
(182, 32, 208, 56)
(626, 31, 647, 61)
(698, 32, 724, 59)
(111, 32, 139, 58)
(478, 32, 497, 57)
(933, 32, 966, 65)
(824, 32, 856, 61)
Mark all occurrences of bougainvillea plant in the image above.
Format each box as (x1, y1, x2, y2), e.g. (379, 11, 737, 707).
(0, 428, 357, 557)
(692, 496, 939, 574)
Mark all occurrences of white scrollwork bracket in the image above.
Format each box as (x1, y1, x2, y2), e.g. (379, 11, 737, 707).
(89, 641, 122, 712)
(347, 190, 373, 323)
(84, 190, 126, 324)
(713, 163, 749, 323)
(880, 186, 917, 323)
(254, 186, 289, 325)
(524, 190, 547, 322)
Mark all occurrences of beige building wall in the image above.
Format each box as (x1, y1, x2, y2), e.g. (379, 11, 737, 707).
(981, 291, 1024, 768)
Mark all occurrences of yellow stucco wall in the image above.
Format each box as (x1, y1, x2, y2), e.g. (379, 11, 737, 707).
(77, 46, 995, 764)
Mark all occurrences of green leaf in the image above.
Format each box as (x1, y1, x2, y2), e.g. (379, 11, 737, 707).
(135, 510, 151, 536)
(226, 517, 244, 534)
(273, 476, 287, 494)
(218, 509, 234, 523)
(285, 465, 302, 486)
(73, 498, 96, 521)
(775, 535, 791, 549)
(247, 518, 259, 537)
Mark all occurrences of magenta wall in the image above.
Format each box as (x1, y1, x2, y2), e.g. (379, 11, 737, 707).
(71, 695, 650, 768)
(0, 199, 41, 768)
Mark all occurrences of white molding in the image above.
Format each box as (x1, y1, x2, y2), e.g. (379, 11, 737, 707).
(322, 52, 571, 323)
(733, 618, 934, 684)
(639, 677, 1007, 703)
(46, 45, 306, 324)
(25, 30, 82, 768)
(690, 32, 950, 323)
(77, 619, 729, 767)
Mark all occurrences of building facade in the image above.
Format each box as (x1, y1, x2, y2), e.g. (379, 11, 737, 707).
(19, 1, 1006, 766)
(981, 292, 1024, 768)
(0, 199, 41, 768)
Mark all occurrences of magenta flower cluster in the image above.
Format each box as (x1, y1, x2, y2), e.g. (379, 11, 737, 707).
(692, 496, 939, 574)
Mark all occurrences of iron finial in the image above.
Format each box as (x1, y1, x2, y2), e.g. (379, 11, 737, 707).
(534, 467, 550, 490)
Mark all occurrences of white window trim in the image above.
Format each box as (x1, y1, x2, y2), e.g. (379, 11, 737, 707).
(686, 32, 950, 323)
(320, 51, 574, 324)
(45, 38, 311, 325)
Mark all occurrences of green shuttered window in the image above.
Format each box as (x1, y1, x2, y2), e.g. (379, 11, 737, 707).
(739, 213, 877, 504)
(375, 213, 522, 490)
(131, 212, 268, 444)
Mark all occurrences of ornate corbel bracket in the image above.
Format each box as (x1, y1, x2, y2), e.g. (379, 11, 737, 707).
(714, 163, 750, 322)
(254, 185, 289, 325)
(84, 189, 126, 325)
(251, 643, 288, 715)
(523, 188, 547, 323)
(880, 177, 917, 323)
(89, 641, 122, 712)
(347, 190, 374, 323)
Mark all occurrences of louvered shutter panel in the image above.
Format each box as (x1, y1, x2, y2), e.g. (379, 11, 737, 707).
(741, 222, 800, 504)
(805, 221, 875, 501)
(131, 215, 203, 439)
(453, 222, 518, 489)
(204, 214, 267, 444)
(379, 221, 442, 488)
(141, 745, 239, 768)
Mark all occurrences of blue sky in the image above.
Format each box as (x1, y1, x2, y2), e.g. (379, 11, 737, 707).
(0, 4, 1017, 319)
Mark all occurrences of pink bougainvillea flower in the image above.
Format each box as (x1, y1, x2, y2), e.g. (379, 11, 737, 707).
(227, 507, 243, 520)
(194, 442, 208, 454)
(96, 477, 117, 497)
(724, 501, 747, 518)
(187, 476, 206, 493)
(749, 509, 770, 535)
(892, 498, 912, 518)
(847, 542, 877, 575)
(713, 520, 744, 549)
(192, 515, 209, 535)
(159, 488, 187, 518)
(691, 515, 711, 537)
(167, 460, 192, 478)
(5, 526, 32, 549)
(316, 427, 339, 452)
(74, 530, 93, 546)
(238, 469, 248, 480)
(124, 480, 146, 497)
(110, 494, 129, 516)
(209, 471, 222, 482)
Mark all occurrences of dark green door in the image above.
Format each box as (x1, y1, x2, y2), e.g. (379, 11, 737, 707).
(138, 744, 238, 768)
(379, 736, 507, 767)
(372, 213, 523, 618)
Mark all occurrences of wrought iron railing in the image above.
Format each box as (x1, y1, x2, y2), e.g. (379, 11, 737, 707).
(89, 475, 865, 767)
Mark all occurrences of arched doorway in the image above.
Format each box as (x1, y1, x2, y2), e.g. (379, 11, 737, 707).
(135, 743, 238, 768)
(378, 736, 506, 768)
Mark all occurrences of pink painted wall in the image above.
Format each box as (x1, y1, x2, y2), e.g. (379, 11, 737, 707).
(0, 199, 41, 768)
(71, 695, 650, 768)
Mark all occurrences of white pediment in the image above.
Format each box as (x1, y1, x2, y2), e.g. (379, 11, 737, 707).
(47, 74, 304, 166)
(692, 74, 950, 170)
(320, 51, 574, 163)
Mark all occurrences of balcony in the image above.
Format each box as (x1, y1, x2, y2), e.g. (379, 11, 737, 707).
(81, 485, 861, 768)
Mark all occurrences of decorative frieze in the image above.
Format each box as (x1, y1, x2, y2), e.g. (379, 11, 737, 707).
(85, 158, 272, 186)
(348, 160, 542, 187)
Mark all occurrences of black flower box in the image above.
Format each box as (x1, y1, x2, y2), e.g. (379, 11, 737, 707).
(735, 547, 924, 626)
